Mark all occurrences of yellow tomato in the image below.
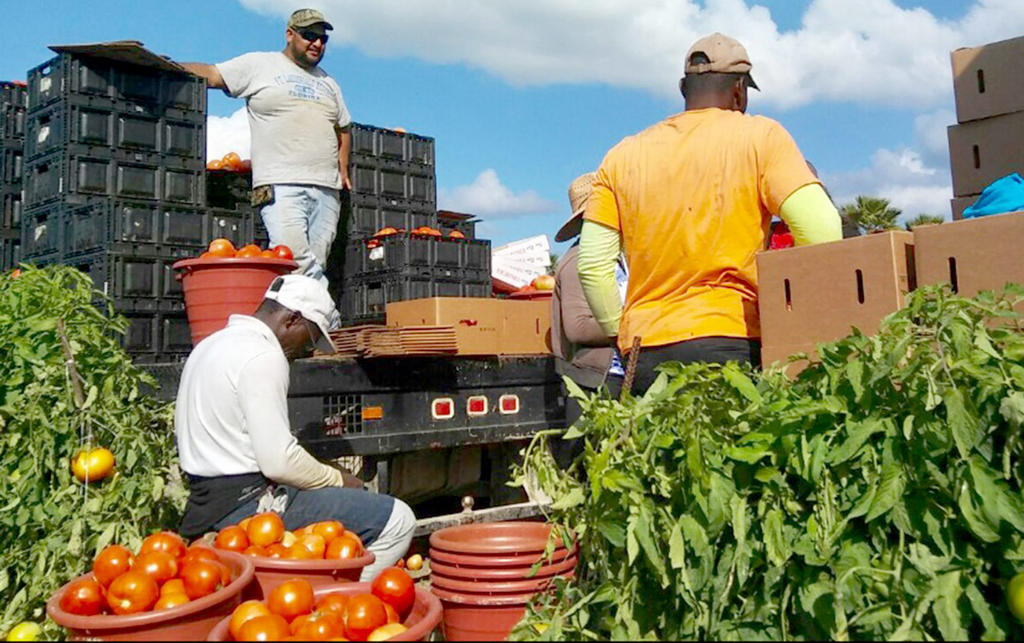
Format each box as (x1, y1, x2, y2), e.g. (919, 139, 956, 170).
(1008, 572, 1024, 621)
(70, 447, 115, 482)
(406, 554, 424, 571)
(367, 623, 408, 641)
(6, 622, 41, 641)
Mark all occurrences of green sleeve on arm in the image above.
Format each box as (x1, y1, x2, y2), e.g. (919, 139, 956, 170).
(577, 220, 623, 337)
(778, 183, 843, 246)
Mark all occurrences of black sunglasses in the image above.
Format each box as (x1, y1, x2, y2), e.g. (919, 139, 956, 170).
(298, 29, 329, 44)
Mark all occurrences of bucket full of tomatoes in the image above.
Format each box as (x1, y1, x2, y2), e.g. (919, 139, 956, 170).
(206, 571, 442, 641)
(211, 514, 376, 598)
(46, 531, 255, 641)
(173, 240, 297, 346)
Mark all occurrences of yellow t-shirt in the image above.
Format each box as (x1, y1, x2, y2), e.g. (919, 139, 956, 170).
(585, 108, 818, 353)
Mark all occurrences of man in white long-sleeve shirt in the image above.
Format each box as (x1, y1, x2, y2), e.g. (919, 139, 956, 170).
(174, 274, 414, 580)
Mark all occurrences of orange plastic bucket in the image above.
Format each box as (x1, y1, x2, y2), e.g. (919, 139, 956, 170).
(173, 257, 297, 346)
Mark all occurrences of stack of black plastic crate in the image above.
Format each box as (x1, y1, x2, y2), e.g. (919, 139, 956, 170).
(0, 81, 26, 270)
(18, 48, 254, 363)
(336, 123, 491, 324)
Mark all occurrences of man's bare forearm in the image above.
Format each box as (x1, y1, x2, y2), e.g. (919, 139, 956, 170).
(337, 126, 352, 190)
(180, 62, 226, 90)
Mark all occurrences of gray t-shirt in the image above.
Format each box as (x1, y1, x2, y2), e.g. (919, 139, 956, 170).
(216, 52, 351, 190)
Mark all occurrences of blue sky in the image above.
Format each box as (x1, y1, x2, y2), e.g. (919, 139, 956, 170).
(2, 0, 1023, 250)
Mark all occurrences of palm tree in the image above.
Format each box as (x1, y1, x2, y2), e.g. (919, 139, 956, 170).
(839, 196, 903, 234)
(904, 214, 945, 230)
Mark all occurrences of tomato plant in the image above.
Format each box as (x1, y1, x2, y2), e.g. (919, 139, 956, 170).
(0, 266, 185, 638)
(267, 579, 314, 621)
(371, 567, 415, 618)
(511, 285, 1024, 641)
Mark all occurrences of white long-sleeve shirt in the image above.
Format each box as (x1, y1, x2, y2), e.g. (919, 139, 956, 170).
(174, 314, 344, 489)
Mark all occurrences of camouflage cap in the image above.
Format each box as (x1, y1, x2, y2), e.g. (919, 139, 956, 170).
(287, 8, 334, 31)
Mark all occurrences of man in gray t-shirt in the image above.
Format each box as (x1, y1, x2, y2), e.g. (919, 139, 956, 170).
(183, 8, 351, 310)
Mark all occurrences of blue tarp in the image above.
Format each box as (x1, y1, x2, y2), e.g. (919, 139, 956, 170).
(963, 173, 1024, 218)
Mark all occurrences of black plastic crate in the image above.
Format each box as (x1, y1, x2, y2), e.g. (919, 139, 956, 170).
(346, 232, 491, 276)
(206, 169, 251, 209)
(121, 311, 192, 359)
(208, 206, 258, 249)
(0, 236, 20, 271)
(23, 151, 205, 208)
(1, 140, 23, 187)
(437, 210, 478, 240)
(21, 203, 62, 258)
(63, 199, 206, 256)
(28, 53, 206, 115)
(60, 249, 186, 309)
(349, 157, 435, 206)
(1, 81, 27, 139)
(340, 272, 491, 323)
(1, 190, 21, 229)
(350, 122, 434, 167)
(345, 200, 437, 236)
(25, 98, 205, 162)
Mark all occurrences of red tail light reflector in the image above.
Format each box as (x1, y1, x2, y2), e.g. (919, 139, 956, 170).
(431, 398, 455, 420)
(498, 394, 520, 415)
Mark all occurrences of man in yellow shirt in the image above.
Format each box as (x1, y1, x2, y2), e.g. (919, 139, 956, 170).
(579, 32, 842, 393)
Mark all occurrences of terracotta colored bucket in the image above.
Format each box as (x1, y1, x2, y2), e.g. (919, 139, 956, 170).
(240, 551, 376, 599)
(429, 554, 577, 581)
(46, 551, 255, 642)
(429, 522, 572, 555)
(428, 544, 578, 569)
(207, 581, 442, 641)
(173, 257, 297, 345)
(431, 571, 574, 596)
(430, 586, 534, 642)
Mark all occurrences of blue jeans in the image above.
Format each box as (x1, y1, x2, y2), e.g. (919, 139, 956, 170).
(213, 486, 416, 582)
(259, 184, 341, 289)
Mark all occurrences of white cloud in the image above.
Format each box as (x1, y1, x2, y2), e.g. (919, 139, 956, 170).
(438, 169, 558, 218)
(206, 107, 250, 162)
(239, 0, 1024, 109)
(826, 145, 953, 220)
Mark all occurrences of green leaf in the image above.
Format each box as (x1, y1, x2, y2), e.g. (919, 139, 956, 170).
(866, 462, 905, 522)
(945, 389, 981, 458)
(763, 508, 791, 566)
(1001, 392, 1024, 428)
(668, 520, 686, 570)
(721, 364, 760, 403)
(931, 572, 967, 641)
(828, 418, 885, 465)
(965, 582, 1005, 641)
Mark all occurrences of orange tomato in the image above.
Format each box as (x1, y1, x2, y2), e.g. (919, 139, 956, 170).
(272, 244, 294, 260)
(215, 525, 249, 552)
(243, 544, 270, 557)
(236, 614, 290, 642)
(384, 602, 400, 624)
(343, 594, 388, 641)
(316, 593, 349, 617)
(292, 611, 344, 640)
(207, 159, 225, 171)
(160, 578, 186, 597)
(106, 570, 159, 615)
(371, 568, 415, 619)
(296, 533, 327, 558)
(260, 249, 276, 258)
(59, 577, 105, 616)
(247, 512, 286, 547)
(235, 244, 263, 258)
(180, 560, 224, 600)
(325, 535, 363, 560)
(267, 579, 315, 621)
(207, 238, 236, 258)
(266, 543, 288, 558)
(311, 520, 345, 542)
(373, 227, 399, 238)
(132, 551, 179, 585)
(284, 544, 319, 560)
(139, 531, 187, 561)
(154, 592, 190, 611)
(238, 517, 253, 531)
(448, 230, 466, 239)
(92, 544, 134, 588)
(181, 545, 219, 567)
(230, 600, 273, 640)
(222, 152, 242, 171)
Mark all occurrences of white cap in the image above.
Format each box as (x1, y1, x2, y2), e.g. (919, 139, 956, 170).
(263, 274, 337, 354)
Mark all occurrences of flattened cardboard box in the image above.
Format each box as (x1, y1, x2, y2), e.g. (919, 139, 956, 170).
(386, 297, 551, 356)
(914, 211, 1024, 307)
(757, 231, 915, 371)
(947, 111, 1024, 197)
(951, 35, 1024, 124)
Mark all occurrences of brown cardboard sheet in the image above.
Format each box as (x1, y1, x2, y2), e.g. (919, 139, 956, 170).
(951, 36, 1024, 123)
(947, 111, 1024, 197)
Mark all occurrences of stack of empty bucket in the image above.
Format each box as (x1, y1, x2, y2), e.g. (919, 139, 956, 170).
(428, 522, 576, 641)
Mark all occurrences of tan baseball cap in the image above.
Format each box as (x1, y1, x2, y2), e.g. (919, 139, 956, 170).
(555, 172, 597, 242)
(684, 32, 759, 90)
(288, 8, 334, 31)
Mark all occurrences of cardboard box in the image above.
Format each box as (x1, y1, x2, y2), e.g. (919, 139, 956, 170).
(914, 211, 1024, 302)
(947, 111, 1024, 196)
(951, 36, 1024, 123)
(386, 297, 551, 356)
(757, 231, 915, 369)
(951, 195, 979, 221)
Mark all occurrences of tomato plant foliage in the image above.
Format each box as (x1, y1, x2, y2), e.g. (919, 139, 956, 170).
(513, 285, 1024, 641)
(0, 266, 186, 638)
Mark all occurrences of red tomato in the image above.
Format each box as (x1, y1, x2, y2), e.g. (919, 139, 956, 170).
(384, 602, 400, 624)
(215, 525, 250, 552)
(311, 520, 344, 542)
(371, 567, 415, 618)
(180, 560, 224, 599)
(132, 551, 179, 585)
(207, 238, 236, 258)
(247, 512, 285, 547)
(230, 600, 273, 640)
(59, 577, 105, 616)
(272, 245, 294, 260)
(292, 611, 344, 640)
(181, 545, 219, 567)
(325, 535, 363, 560)
(344, 593, 388, 641)
(267, 579, 315, 621)
(138, 531, 187, 562)
(236, 613, 290, 642)
(92, 544, 134, 587)
(316, 593, 349, 617)
(106, 571, 159, 615)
